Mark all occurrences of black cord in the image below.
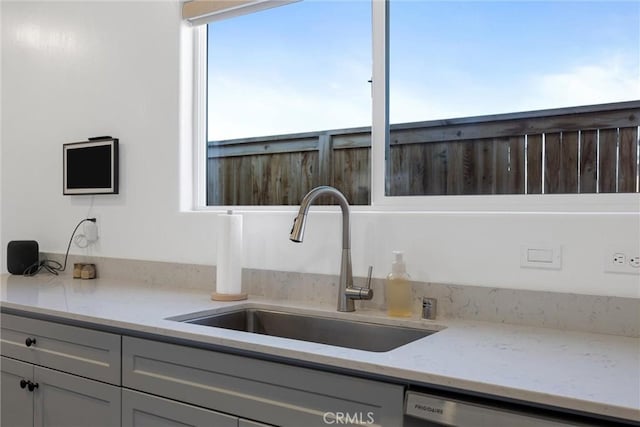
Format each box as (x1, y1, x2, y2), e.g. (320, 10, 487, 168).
(23, 218, 97, 276)
(23, 259, 63, 276)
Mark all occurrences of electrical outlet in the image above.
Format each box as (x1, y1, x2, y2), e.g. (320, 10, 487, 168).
(73, 217, 99, 248)
(612, 253, 626, 265)
(604, 249, 640, 275)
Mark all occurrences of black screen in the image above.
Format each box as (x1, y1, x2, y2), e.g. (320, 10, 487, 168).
(66, 145, 112, 189)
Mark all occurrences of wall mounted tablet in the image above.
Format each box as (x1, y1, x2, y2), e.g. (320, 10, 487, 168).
(63, 138, 119, 195)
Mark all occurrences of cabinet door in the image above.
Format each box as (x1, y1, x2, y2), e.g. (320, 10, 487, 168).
(1, 356, 34, 427)
(33, 366, 121, 427)
(122, 389, 237, 427)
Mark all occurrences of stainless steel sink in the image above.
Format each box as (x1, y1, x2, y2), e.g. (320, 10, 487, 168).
(175, 308, 437, 352)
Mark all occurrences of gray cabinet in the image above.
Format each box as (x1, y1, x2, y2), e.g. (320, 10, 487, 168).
(0, 314, 122, 427)
(1, 356, 121, 427)
(33, 365, 121, 427)
(1, 356, 33, 427)
(123, 336, 404, 427)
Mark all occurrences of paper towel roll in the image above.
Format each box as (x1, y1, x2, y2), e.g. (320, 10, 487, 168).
(216, 211, 243, 296)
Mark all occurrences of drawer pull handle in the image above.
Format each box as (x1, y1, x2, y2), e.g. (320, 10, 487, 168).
(25, 337, 36, 347)
(19, 379, 28, 389)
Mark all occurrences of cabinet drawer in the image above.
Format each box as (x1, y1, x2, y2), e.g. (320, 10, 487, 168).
(123, 336, 404, 427)
(122, 389, 237, 427)
(1, 313, 121, 385)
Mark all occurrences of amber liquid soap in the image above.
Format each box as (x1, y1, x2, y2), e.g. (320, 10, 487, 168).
(386, 251, 413, 317)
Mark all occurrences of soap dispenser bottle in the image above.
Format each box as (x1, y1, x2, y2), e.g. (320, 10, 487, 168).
(386, 251, 413, 317)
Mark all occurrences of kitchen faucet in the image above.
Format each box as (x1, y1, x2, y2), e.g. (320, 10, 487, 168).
(290, 186, 373, 312)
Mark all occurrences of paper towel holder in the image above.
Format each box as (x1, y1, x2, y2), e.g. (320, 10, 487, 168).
(211, 291, 247, 301)
(212, 210, 247, 302)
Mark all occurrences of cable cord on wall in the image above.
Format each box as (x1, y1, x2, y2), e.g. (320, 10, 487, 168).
(23, 218, 97, 276)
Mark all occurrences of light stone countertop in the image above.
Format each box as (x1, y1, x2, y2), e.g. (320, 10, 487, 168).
(1, 274, 639, 423)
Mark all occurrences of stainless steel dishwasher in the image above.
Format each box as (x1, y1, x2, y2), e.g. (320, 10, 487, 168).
(403, 390, 638, 427)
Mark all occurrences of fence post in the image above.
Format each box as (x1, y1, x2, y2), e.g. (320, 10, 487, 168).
(318, 133, 332, 186)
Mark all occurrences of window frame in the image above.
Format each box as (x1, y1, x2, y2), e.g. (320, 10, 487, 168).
(191, 0, 640, 213)
(193, 24, 208, 210)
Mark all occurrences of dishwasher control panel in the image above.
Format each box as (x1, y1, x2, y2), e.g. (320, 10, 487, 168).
(405, 391, 455, 425)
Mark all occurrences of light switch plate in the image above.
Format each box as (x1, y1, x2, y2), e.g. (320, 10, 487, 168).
(520, 244, 562, 270)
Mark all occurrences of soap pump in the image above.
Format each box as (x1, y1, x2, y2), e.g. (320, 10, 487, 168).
(386, 251, 413, 317)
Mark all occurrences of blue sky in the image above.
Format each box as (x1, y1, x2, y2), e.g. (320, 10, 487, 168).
(208, 0, 639, 141)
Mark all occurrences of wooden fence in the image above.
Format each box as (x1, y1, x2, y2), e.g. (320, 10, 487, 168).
(207, 101, 640, 205)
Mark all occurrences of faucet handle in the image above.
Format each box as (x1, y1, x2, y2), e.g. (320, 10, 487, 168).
(359, 266, 374, 300)
(365, 265, 373, 290)
(344, 266, 374, 301)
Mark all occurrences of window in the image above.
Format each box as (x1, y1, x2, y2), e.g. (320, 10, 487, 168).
(205, 0, 372, 205)
(387, 1, 640, 196)
(196, 0, 640, 207)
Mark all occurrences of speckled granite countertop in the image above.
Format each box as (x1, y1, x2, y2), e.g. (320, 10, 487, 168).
(1, 274, 639, 423)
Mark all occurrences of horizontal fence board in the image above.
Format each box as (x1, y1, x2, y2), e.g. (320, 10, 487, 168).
(208, 137, 318, 158)
(389, 108, 640, 146)
(210, 130, 327, 146)
(390, 101, 640, 129)
(332, 133, 371, 150)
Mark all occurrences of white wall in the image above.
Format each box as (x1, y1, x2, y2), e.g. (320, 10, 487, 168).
(1, 1, 639, 298)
